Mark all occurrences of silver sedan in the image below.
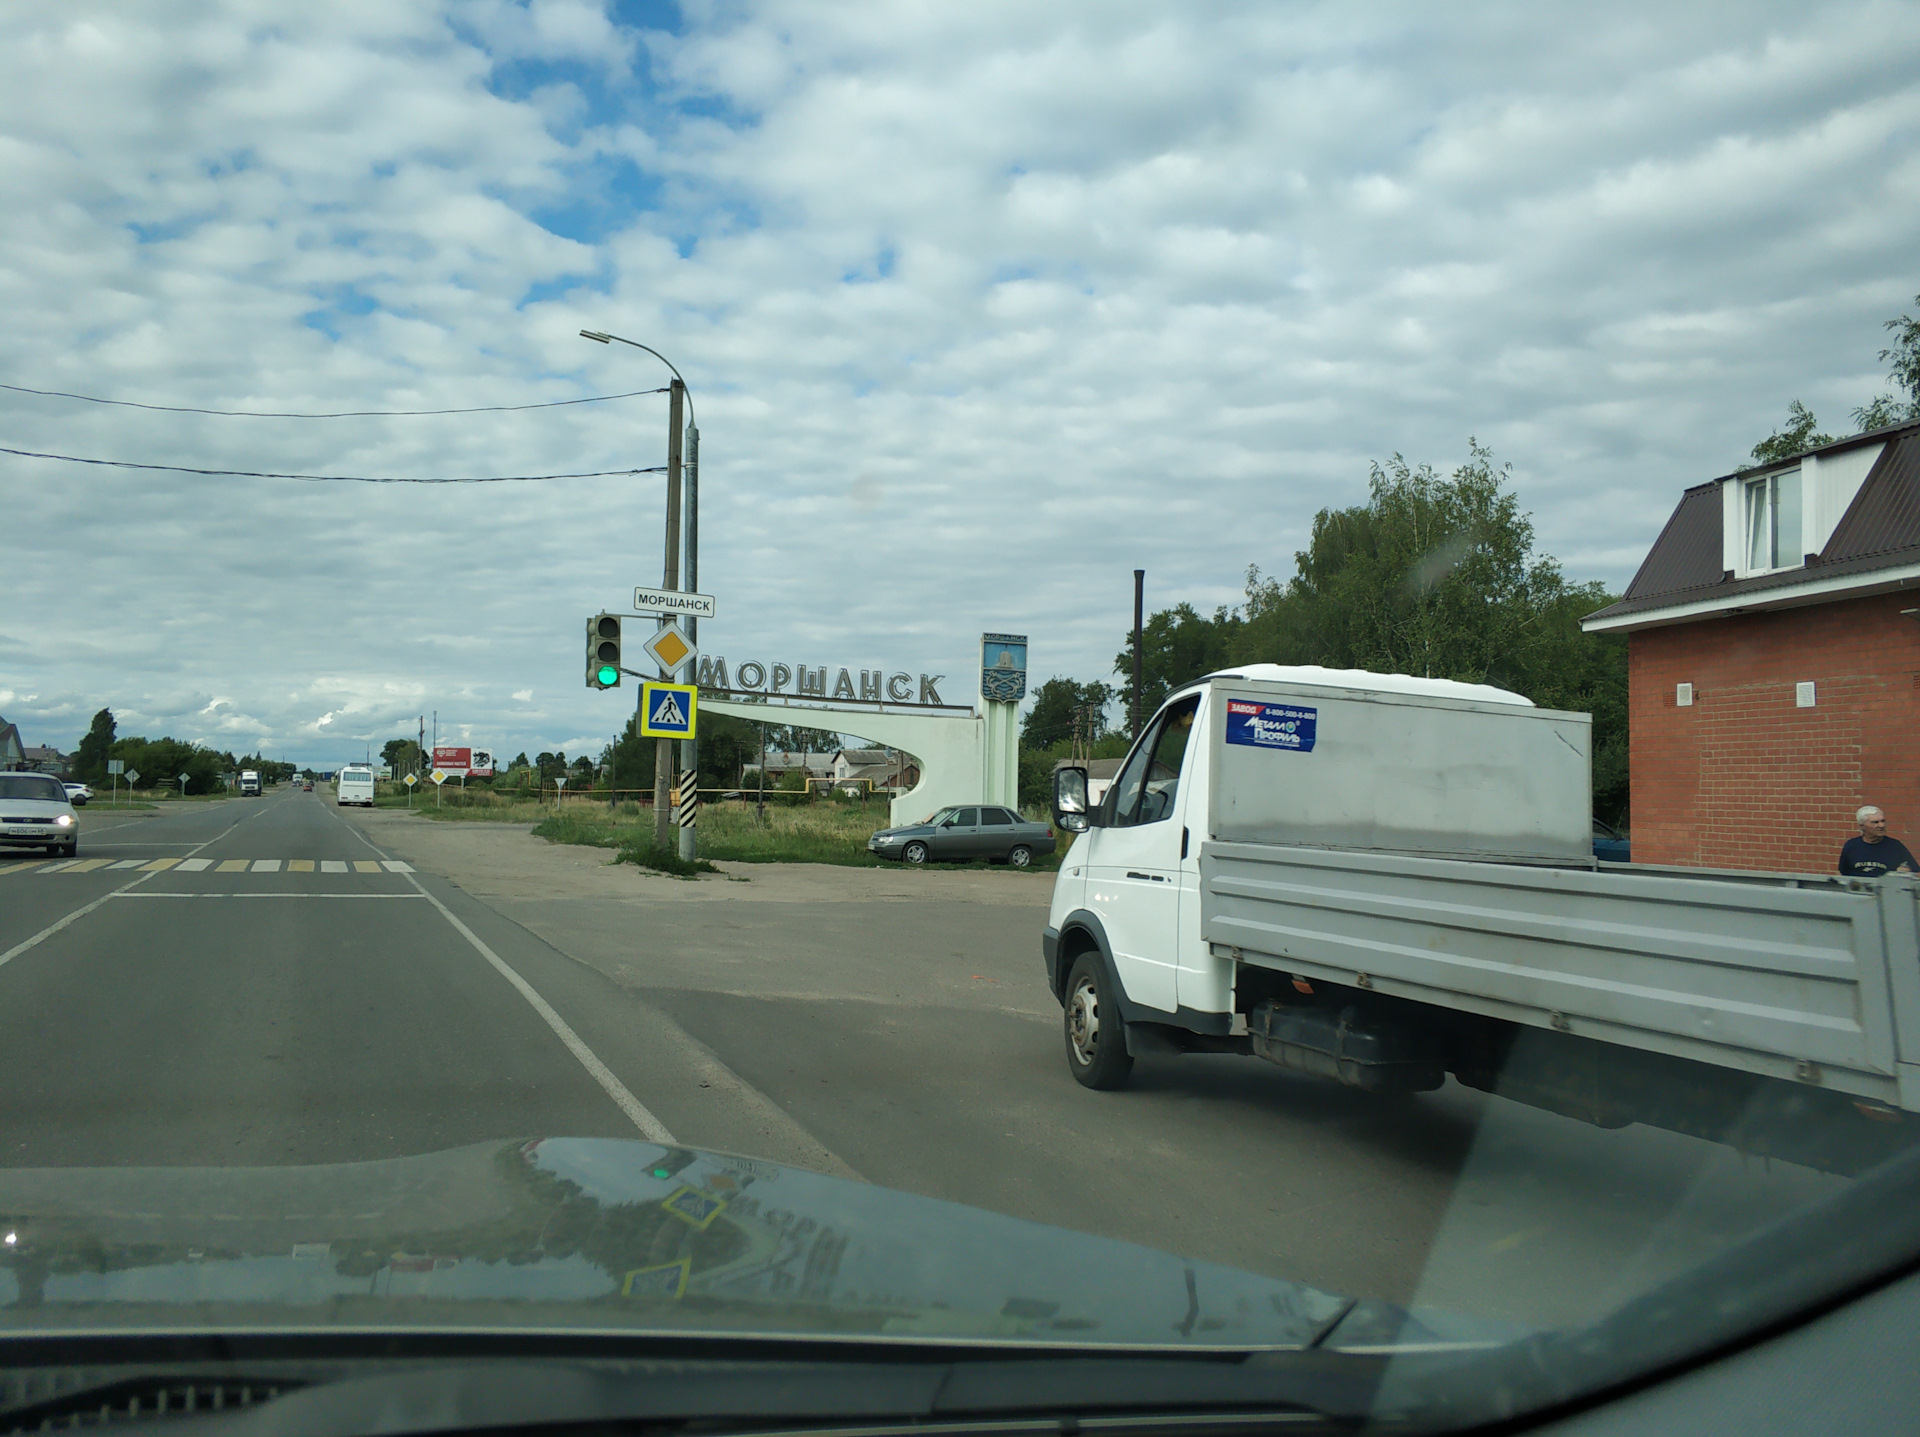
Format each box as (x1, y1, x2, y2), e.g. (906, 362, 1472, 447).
(868, 804, 1057, 867)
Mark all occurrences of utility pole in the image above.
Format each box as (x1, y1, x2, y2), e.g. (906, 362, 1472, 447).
(1132, 569, 1145, 740)
(654, 379, 685, 850)
(679, 417, 699, 860)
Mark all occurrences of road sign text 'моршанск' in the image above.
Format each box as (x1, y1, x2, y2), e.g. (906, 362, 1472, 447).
(695, 656, 952, 707)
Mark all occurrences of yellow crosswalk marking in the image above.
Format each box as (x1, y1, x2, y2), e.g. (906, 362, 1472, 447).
(288, 859, 314, 872)
(2, 860, 47, 876)
(62, 859, 112, 873)
(352, 860, 381, 874)
(216, 859, 249, 872)
(140, 857, 181, 871)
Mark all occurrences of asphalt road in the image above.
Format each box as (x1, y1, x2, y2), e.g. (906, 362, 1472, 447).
(0, 790, 1851, 1331)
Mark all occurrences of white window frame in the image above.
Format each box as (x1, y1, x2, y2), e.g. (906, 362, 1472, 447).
(1738, 466, 1805, 577)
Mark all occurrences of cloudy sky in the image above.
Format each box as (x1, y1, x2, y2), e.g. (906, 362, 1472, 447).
(3, 0, 1918, 766)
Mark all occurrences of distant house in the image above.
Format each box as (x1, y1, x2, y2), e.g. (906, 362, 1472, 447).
(23, 745, 68, 776)
(831, 748, 919, 790)
(754, 750, 834, 785)
(1581, 417, 1920, 871)
(0, 718, 22, 771)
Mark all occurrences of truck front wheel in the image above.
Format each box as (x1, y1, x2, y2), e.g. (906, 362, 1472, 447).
(1064, 953, 1133, 1090)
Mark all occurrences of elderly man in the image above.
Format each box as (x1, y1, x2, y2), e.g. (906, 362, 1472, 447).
(1839, 806, 1918, 878)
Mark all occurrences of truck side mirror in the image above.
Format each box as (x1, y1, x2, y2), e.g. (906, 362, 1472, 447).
(1053, 766, 1091, 833)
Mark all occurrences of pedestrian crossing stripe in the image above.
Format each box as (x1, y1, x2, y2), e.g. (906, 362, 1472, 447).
(640, 679, 698, 738)
(29, 858, 414, 875)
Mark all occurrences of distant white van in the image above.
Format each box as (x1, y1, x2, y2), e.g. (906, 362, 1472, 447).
(336, 765, 376, 807)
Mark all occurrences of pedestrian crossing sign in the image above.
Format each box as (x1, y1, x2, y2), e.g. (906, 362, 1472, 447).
(640, 680, 698, 738)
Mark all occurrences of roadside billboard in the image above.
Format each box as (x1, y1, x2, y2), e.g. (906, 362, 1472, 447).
(431, 746, 495, 778)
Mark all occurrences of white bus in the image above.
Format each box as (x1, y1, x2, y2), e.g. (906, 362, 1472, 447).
(336, 765, 376, 807)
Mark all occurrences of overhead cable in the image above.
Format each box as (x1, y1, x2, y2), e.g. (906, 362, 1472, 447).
(0, 445, 665, 484)
(0, 381, 668, 418)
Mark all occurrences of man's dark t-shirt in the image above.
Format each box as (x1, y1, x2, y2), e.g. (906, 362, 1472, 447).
(1839, 836, 1918, 878)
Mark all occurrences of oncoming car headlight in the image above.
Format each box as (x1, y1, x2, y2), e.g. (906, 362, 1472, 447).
(56, 814, 74, 827)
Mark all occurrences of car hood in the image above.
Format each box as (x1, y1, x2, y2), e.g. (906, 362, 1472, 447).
(0, 800, 73, 817)
(0, 1139, 1491, 1350)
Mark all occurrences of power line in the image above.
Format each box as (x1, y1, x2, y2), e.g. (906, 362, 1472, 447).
(0, 381, 669, 418)
(0, 445, 666, 484)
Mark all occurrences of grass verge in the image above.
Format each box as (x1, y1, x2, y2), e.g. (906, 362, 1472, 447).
(524, 798, 1060, 871)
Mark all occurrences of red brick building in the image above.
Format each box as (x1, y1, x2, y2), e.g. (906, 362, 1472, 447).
(1582, 418, 1920, 873)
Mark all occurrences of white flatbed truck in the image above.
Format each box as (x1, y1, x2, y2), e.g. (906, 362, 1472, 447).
(1045, 665, 1920, 1174)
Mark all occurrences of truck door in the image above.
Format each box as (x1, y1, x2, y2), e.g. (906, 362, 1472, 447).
(1085, 694, 1199, 1014)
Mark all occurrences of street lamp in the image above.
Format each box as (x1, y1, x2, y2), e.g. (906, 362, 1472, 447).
(581, 329, 700, 860)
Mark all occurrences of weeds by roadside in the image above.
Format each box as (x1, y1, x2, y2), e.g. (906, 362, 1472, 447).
(614, 842, 720, 878)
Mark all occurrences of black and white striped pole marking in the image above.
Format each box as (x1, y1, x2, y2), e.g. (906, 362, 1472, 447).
(676, 770, 698, 829)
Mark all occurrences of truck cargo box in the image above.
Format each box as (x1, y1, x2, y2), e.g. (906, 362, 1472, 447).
(1204, 666, 1592, 864)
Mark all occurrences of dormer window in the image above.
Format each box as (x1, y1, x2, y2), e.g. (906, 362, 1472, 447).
(1744, 468, 1802, 571)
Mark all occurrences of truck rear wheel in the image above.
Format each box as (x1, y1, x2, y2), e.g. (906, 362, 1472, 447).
(1064, 953, 1132, 1090)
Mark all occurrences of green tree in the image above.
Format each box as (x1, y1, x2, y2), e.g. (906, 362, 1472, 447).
(1852, 292, 1920, 430)
(1022, 678, 1112, 750)
(1112, 603, 1241, 726)
(72, 708, 116, 784)
(1749, 399, 1834, 468)
(697, 713, 762, 791)
(381, 738, 426, 775)
(1878, 293, 1920, 408)
(1224, 440, 1629, 822)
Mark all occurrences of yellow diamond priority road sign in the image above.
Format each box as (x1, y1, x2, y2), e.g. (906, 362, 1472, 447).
(640, 620, 695, 676)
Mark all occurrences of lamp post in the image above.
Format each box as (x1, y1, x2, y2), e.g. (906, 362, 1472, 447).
(581, 329, 700, 858)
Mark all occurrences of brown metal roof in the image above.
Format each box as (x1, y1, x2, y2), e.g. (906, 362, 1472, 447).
(1620, 483, 1725, 602)
(1823, 426, 1920, 561)
(1584, 420, 1920, 627)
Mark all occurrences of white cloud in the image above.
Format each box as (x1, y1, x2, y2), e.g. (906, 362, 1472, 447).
(3, 0, 1919, 763)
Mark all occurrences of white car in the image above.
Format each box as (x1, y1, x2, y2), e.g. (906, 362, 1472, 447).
(63, 781, 93, 806)
(1, 772, 80, 857)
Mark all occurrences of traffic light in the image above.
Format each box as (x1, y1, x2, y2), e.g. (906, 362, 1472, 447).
(587, 613, 622, 689)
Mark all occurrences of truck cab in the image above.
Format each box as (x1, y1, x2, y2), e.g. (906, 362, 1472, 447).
(238, 770, 261, 797)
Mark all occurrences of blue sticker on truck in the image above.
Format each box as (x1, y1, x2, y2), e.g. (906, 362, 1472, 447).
(1224, 700, 1317, 752)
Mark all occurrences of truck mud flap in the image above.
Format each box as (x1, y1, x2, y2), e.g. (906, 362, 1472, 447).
(1248, 1000, 1446, 1093)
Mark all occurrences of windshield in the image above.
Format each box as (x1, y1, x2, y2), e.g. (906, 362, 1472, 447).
(4, 5, 1918, 1432)
(0, 774, 66, 802)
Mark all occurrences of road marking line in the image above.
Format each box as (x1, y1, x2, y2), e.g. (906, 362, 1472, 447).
(113, 892, 428, 900)
(409, 880, 675, 1143)
(287, 859, 314, 872)
(352, 860, 380, 874)
(6, 860, 53, 875)
(321, 860, 348, 873)
(3, 797, 285, 979)
(107, 859, 147, 870)
(177, 858, 213, 872)
(326, 797, 675, 1145)
(140, 858, 181, 871)
(1, 890, 130, 973)
(58, 859, 112, 873)
(381, 860, 413, 872)
(216, 859, 248, 872)
(251, 859, 281, 873)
